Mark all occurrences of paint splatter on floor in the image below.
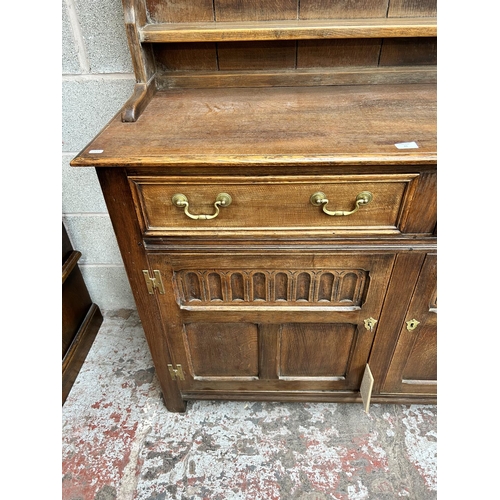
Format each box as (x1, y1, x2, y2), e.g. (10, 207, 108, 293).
(62, 310, 437, 500)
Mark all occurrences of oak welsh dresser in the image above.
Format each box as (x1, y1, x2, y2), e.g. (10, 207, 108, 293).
(71, 0, 437, 412)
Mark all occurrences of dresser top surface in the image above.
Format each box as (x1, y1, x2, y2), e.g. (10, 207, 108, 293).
(72, 83, 436, 168)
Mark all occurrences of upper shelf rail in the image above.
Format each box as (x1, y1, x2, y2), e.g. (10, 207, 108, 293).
(140, 17, 437, 43)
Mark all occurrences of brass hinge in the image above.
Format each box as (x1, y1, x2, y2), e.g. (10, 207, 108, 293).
(168, 364, 185, 381)
(142, 270, 165, 294)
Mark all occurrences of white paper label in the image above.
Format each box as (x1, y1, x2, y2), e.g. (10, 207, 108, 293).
(394, 141, 419, 149)
(89, 149, 104, 154)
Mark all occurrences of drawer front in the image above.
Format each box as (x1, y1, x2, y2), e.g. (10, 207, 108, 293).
(129, 174, 432, 237)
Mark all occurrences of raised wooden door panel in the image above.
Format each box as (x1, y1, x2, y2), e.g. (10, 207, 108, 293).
(179, 320, 377, 394)
(147, 251, 395, 395)
(381, 252, 436, 395)
(129, 173, 435, 237)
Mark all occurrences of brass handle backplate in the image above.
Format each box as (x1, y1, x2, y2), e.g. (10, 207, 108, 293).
(406, 319, 420, 332)
(172, 193, 232, 220)
(310, 191, 373, 216)
(364, 317, 378, 332)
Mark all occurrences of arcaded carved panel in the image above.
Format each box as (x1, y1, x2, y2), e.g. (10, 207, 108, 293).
(175, 269, 368, 306)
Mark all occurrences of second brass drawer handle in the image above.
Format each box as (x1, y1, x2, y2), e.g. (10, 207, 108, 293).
(310, 191, 373, 216)
(172, 193, 232, 220)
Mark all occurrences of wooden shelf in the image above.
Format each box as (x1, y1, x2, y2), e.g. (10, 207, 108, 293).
(140, 17, 437, 43)
(71, 83, 437, 168)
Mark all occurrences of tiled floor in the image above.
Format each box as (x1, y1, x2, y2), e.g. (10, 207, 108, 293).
(62, 309, 437, 500)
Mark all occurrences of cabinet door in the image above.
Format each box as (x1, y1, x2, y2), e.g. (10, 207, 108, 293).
(148, 251, 395, 398)
(381, 253, 437, 395)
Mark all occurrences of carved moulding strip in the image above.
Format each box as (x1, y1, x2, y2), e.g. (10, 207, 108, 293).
(175, 268, 368, 308)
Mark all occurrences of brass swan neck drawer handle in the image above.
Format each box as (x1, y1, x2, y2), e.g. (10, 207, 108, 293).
(310, 191, 373, 216)
(172, 193, 232, 220)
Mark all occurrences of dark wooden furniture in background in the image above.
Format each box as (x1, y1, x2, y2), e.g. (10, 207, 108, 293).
(71, 0, 437, 412)
(62, 223, 103, 405)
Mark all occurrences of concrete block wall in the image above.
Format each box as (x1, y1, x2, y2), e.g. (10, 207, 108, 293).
(62, 0, 136, 310)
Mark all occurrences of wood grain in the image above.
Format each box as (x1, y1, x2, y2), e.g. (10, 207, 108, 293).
(156, 66, 436, 89)
(388, 0, 437, 17)
(153, 42, 218, 70)
(62, 224, 103, 405)
(399, 170, 437, 233)
(71, 84, 436, 167)
(380, 37, 437, 66)
(123, 0, 155, 83)
(140, 18, 437, 43)
(145, 0, 215, 23)
(185, 323, 259, 377)
(215, 0, 298, 21)
(259, 324, 280, 379)
(96, 168, 187, 412)
(300, 0, 389, 19)
(280, 323, 355, 378)
(130, 174, 423, 236)
(367, 251, 426, 393)
(217, 40, 296, 70)
(297, 39, 381, 68)
(62, 304, 103, 405)
(121, 81, 156, 122)
(381, 253, 437, 394)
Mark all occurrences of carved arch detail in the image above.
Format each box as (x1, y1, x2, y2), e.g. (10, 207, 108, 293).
(175, 268, 368, 307)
